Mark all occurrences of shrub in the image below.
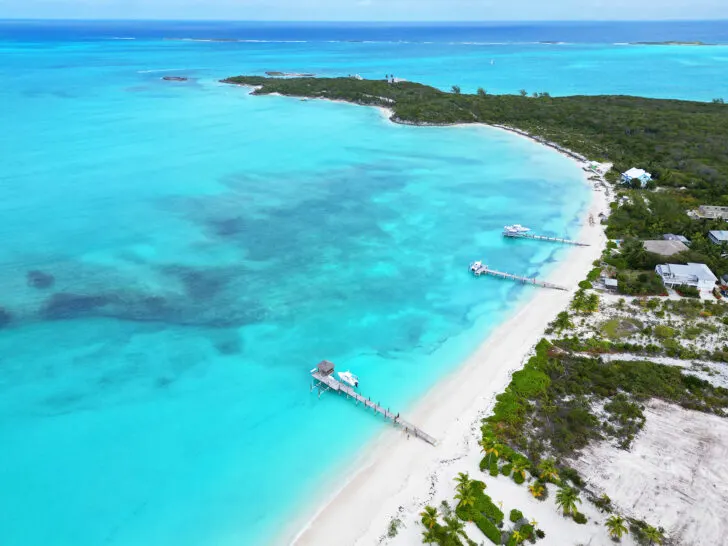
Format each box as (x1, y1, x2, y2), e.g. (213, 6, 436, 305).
(387, 517, 401, 537)
(592, 493, 613, 513)
(579, 280, 593, 289)
(479, 456, 489, 472)
(536, 529, 545, 539)
(676, 284, 700, 298)
(473, 513, 501, 545)
(489, 460, 499, 476)
(501, 463, 512, 476)
(512, 472, 525, 485)
(509, 509, 524, 523)
(573, 511, 588, 524)
(653, 324, 675, 339)
(559, 467, 584, 488)
(479, 493, 504, 523)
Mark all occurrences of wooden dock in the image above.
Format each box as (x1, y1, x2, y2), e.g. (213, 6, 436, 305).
(503, 230, 589, 247)
(470, 261, 568, 291)
(310, 362, 437, 446)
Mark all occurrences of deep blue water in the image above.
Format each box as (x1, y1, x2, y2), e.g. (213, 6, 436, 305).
(3, 19, 728, 44)
(0, 20, 726, 546)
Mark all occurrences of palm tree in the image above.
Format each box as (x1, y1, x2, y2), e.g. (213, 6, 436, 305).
(480, 438, 501, 465)
(555, 486, 581, 516)
(530, 519, 538, 527)
(512, 530, 524, 544)
(454, 489, 476, 510)
(537, 458, 560, 483)
(605, 515, 629, 540)
(444, 515, 467, 542)
(586, 293, 600, 313)
(453, 472, 472, 494)
(511, 460, 528, 481)
(553, 311, 573, 331)
(422, 528, 438, 544)
(420, 505, 439, 529)
(528, 483, 545, 498)
(642, 525, 664, 545)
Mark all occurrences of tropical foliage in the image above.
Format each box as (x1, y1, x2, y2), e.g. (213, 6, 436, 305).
(555, 486, 582, 516)
(605, 515, 629, 540)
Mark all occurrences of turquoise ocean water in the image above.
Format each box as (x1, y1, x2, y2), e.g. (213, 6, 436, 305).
(0, 21, 726, 546)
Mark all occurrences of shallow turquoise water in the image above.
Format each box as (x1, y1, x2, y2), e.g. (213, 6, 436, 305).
(0, 23, 724, 546)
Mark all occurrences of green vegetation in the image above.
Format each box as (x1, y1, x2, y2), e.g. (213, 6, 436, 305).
(509, 509, 524, 523)
(388, 516, 403, 538)
(555, 486, 582, 516)
(600, 317, 643, 340)
(570, 289, 599, 314)
(630, 520, 666, 545)
(483, 339, 728, 463)
(606, 515, 630, 541)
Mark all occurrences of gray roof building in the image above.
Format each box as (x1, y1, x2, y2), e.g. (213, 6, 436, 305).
(694, 206, 728, 220)
(709, 231, 728, 245)
(644, 240, 689, 257)
(662, 234, 690, 245)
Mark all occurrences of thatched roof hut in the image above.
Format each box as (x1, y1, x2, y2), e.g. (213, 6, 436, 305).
(317, 360, 335, 376)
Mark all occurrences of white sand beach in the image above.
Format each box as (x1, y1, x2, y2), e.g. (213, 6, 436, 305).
(275, 127, 614, 545)
(572, 399, 728, 546)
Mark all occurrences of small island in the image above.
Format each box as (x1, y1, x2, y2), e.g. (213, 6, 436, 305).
(162, 76, 188, 82)
(630, 40, 714, 46)
(265, 71, 316, 77)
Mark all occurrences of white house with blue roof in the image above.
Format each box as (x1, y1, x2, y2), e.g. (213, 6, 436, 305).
(621, 167, 652, 187)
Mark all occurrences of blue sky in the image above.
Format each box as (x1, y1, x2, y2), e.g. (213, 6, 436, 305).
(1, 0, 726, 21)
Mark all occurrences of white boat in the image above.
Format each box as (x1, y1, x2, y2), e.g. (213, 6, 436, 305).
(338, 371, 359, 388)
(504, 224, 531, 233)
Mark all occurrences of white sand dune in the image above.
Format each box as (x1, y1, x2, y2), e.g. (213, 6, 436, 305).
(572, 399, 728, 546)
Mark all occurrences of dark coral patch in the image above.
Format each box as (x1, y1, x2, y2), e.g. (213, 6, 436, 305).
(164, 266, 230, 301)
(27, 270, 55, 289)
(42, 293, 115, 320)
(0, 307, 12, 328)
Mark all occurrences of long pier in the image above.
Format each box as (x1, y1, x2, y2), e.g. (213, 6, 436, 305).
(311, 362, 437, 446)
(503, 230, 589, 247)
(470, 261, 568, 291)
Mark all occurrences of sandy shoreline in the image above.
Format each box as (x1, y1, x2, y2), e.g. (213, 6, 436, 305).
(265, 97, 611, 545)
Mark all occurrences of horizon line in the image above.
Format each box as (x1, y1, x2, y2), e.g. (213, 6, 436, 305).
(3, 17, 728, 23)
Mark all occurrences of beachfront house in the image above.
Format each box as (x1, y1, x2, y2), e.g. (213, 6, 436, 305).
(663, 233, 691, 245)
(604, 278, 619, 291)
(644, 239, 689, 257)
(621, 167, 652, 187)
(691, 205, 728, 220)
(708, 230, 728, 245)
(655, 262, 717, 291)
